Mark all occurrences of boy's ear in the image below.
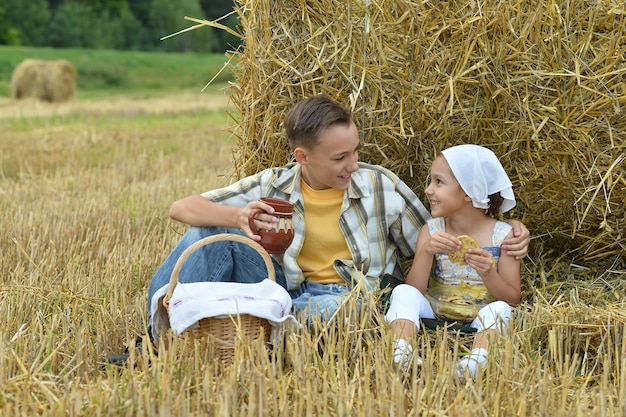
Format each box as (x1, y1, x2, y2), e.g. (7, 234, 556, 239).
(294, 147, 308, 164)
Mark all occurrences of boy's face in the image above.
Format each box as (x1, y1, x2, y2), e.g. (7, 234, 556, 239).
(295, 121, 360, 190)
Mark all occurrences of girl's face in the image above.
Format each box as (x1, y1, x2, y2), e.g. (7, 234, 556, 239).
(425, 155, 468, 217)
(296, 122, 360, 190)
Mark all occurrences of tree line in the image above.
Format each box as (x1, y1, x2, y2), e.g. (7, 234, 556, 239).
(0, 0, 240, 53)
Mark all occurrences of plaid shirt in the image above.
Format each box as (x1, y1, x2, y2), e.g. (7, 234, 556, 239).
(201, 162, 431, 291)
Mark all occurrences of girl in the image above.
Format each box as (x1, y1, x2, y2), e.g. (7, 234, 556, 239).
(384, 144, 521, 380)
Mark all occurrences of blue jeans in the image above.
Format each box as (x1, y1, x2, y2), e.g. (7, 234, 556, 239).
(147, 226, 356, 331)
(288, 282, 354, 323)
(147, 226, 287, 314)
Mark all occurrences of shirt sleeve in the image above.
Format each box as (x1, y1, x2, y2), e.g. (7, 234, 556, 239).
(389, 175, 432, 258)
(199, 169, 276, 207)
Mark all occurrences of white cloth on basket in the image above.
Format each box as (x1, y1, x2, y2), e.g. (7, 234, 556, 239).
(150, 279, 297, 341)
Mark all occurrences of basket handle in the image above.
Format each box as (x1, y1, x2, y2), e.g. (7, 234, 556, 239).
(163, 233, 276, 310)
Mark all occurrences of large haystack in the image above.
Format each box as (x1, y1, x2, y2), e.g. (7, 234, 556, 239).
(215, 0, 625, 290)
(10, 59, 76, 102)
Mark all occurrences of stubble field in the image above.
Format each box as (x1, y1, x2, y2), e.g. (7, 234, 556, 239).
(1, 90, 625, 416)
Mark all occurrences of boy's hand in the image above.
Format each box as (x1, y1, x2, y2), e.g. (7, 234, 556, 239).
(502, 220, 530, 259)
(239, 200, 277, 240)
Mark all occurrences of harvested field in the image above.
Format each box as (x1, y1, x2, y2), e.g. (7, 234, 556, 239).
(1, 88, 625, 416)
(1, 0, 626, 413)
(0, 91, 231, 119)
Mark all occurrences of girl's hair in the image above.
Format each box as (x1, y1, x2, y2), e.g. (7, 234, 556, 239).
(284, 95, 354, 150)
(487, 192, 504, 217)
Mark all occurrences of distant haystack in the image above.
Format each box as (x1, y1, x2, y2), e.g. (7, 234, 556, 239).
(10, 59, 76, 102)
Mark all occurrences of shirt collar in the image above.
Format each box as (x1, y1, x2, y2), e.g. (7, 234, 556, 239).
(272, 162, 371, 200)
(272, 162, 300, 195)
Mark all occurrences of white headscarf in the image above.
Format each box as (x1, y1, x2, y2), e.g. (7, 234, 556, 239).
(441, 144, 516, 213)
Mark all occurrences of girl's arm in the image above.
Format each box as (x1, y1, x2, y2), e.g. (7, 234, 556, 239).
(406, 224, 462, 293)
(465, 229, 521, 306)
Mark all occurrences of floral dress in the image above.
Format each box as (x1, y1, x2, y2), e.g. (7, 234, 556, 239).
(427, 217, 512, 302)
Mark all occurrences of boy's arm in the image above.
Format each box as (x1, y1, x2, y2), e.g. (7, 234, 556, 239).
(168, 195, 280, 241)
(169, 195, 242, 227)
(386, 170, 431, 257)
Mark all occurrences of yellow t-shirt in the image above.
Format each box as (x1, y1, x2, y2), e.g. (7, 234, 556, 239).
(298, 179, 351, 285)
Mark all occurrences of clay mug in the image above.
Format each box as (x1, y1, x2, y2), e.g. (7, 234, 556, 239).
(248, 197, 295, 254)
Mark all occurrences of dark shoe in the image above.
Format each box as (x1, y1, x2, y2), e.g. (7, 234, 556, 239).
(421, 318, 476, 333)
(105, 351, 131, 367)
(104, 336, 153, 368)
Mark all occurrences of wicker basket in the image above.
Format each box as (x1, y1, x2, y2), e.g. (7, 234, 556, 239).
(162, 233, 276, 365)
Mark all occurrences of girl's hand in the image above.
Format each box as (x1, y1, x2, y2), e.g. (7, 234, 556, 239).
(464, 248, 495, 277)
(238, 200, 278, 240)
(425, 231, 463, 256)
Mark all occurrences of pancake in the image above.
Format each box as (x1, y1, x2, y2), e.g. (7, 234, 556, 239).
(448, 235, 479, 265)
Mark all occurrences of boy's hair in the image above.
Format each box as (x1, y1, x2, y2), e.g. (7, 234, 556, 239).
(284, 95, 354, 150)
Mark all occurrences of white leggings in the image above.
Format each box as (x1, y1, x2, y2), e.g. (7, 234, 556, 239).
(384, 284, 511, 333)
